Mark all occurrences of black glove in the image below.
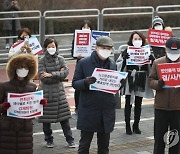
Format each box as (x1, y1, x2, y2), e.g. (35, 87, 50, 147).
(119, 79, 126, 90)
(122, 52, 130, 59)
(158, 79, 165, 88)
(120, 79, 126, 88)
(84, 76, 97, 86)
(149, 55, 155, 63)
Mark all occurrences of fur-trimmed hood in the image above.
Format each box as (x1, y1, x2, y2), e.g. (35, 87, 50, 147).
(6, 54, 38, 80)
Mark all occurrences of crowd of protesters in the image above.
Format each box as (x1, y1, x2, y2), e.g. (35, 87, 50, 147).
(0, 10, 180, 154)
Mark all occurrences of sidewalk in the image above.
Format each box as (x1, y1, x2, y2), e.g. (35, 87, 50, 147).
(33, 102, 156, 154)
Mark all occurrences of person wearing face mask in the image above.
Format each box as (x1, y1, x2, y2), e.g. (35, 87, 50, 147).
(0, 54, 47, 154)
(72, 36, 123, 154)
(8, 27, 32, 58)
(71, 19, 92, 114)
(149, 37, 180, 154)
(38, 37, 76, 148)
(151, 16, 166, 59)
(117, 31, 154, 135)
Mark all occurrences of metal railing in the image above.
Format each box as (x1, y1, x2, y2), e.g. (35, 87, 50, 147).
(0, 10, 41, 40)
(1, 5, 180, 66)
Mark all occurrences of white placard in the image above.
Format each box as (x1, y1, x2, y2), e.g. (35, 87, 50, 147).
(90, 68, 128, 94)
(12, 36, 43, 55)
(7, 90, 43, 119)
(73, 30, 92, 57)
(126, 45, 151, 65)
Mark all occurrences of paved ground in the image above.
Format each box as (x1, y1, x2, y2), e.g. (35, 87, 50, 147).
(0, 60, 170, 154)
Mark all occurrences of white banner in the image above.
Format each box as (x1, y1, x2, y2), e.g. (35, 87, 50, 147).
(90, 68, 128, 94)
(12, 36, 43, 55)
(126, 45, 151, 65)
(7, 90, 43, 119)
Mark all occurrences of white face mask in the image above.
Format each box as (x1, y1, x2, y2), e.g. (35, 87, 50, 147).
(16, 68, 29, 78)
(132, 40, 142, 48)
(47, 47, 56, 55)
(98, 49, 111, 59)
(154, 25, 163, 30)
(166, 53, 180, 61)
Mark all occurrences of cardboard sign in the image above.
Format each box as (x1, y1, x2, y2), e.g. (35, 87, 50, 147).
(91, 30, 110, 51)
(7, 91, 44, 119)
(12, 36, 43, 55)
(148, 28, 172, 47)
(90, 68, 128, 94)
(126, 45, 151, 65)
(158, 63, 180, 88)
(73, 30, 91, 57)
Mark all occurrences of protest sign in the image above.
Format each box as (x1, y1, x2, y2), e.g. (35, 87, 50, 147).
(29, 36, 43, 55)
(148, 28, 172, 47)
(91, 30, 110, 51)
(126, 45, 151, 65)
(73, 30, 91, 57)
(158, 62, 180, 88)
(90, 68, 128, 94)
(12, 36, 43, 55)
(7, 90, 43, 119)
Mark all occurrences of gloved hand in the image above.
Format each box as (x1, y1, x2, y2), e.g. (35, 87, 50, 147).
(40, 98, 48, 107)
(149, 55, 155, 63)
(119, 79, 126, 90)
(158, 79, 165, 88)
(122, 52, 130, 59)
(84, 76, 97, 86)
(2, 102, 11, 111)
(120, 79, 126, 87)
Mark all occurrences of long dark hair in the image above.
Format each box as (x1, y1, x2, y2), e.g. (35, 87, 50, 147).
(127, 31, 146, 46)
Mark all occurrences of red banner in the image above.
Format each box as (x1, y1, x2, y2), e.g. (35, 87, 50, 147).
(158, 63, 180, 88)
(148, 28, 172, 47)
(76, 32, 90, 46)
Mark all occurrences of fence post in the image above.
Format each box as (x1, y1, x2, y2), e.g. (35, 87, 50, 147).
(39, 15, 45, 46)
(98, 13, 103, 31)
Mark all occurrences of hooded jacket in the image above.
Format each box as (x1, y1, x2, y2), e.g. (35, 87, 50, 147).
(0, 54, 38, 154)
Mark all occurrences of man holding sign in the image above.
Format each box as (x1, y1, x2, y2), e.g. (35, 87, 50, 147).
(0, 54, 47, 154)
(72, 36, 124, 154)
(149, 37, 180, 154)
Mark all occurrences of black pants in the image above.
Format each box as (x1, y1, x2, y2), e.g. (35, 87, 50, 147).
(124, 95, 142, 125)
(74, 89, 80, 110)
(78, 130, 110, 154)
(154, 109, 180, 154)
(43, 119, 74, 144)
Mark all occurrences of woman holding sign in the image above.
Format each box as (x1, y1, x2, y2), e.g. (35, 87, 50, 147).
(0, 54, 47, 154)
(150, 16, 166, 59)
(8, 27, 32, 58)
(117, 31, 154, 135)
